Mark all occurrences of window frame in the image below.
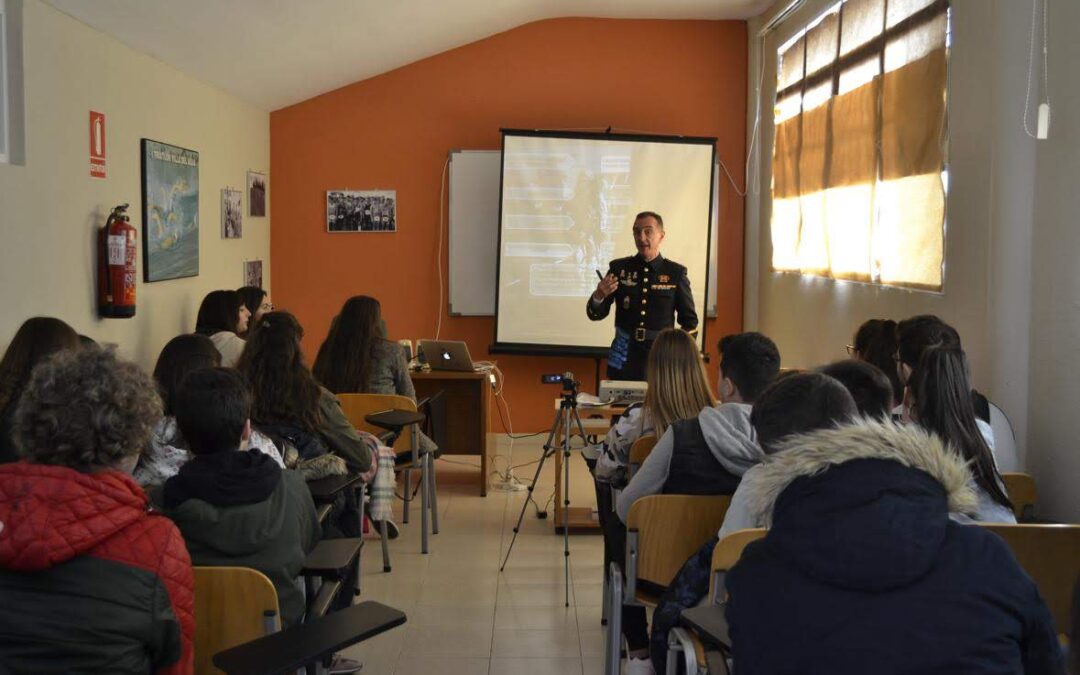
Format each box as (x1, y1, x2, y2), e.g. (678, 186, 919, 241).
(768, 0, 952, 293)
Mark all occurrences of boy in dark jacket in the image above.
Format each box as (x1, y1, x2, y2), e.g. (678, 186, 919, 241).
(154, 368, 320, 627)
(726, 420, 1063, 675)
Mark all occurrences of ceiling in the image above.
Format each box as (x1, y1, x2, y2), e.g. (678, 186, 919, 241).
(45, 0, 772, 111)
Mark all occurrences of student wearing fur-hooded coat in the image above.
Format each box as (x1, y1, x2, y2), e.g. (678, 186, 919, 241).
(725, 420, 1063, 675)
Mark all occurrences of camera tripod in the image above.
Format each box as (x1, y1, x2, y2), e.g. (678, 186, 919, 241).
(500, 378, 589, 608)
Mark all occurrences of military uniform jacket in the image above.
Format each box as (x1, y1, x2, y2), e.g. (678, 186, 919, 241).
(586, 253, 698, 338)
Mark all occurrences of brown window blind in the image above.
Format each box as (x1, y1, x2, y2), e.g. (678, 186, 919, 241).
(770, 0, 949, 290)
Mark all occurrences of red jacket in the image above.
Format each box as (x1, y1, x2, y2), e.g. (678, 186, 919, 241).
(0, 462, 194, 674)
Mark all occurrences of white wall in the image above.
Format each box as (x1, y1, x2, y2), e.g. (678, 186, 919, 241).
(1027, 0, 1080, 521)
(747, 0, 1079, 521)
(0, 0, 270, 370)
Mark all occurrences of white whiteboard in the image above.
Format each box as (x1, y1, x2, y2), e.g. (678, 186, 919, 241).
(449, 150, 719, 317)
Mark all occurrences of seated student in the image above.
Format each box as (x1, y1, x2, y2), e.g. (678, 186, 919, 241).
(647, 373, 857, 675)
(236, 285, 272, 339)
(195, 289, 250, 367)
(849, 318, 903, 409)
(818, 359, 895, 419)
(0, 346, 194, 674)
(153, 368, 320, 629)
(908, 346, 1016, 523)
(896, 314, 994, 424)
(725, 420, 1062, 675)
(615, 331, 781, 523)
(136, 334, 284, 488)
(0, 317, 79, 463)
(592, 329, 716, 489)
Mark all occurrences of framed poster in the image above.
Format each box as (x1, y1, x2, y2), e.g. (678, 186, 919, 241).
(221, 188, 242, 239)
(248, 171, 267, 217)
(327, 190, 396, 232)
(141, 139, 199, 281)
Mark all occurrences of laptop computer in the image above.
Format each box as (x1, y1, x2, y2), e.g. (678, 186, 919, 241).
(418, 339, 475, 372)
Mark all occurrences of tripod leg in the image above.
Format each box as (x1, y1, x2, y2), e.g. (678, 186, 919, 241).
(500, 408, 564, 572)
(563, 401, 572, 609)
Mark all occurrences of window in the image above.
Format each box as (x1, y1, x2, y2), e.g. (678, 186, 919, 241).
(770, 0, 949, 291)
(0, 0, 8, 164)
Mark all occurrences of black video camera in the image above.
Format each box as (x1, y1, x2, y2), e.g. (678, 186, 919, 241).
(541, 372, 578, 392)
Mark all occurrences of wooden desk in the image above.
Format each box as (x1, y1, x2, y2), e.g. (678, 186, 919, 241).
(552, 402, 628, 532)
(411, 370, 492, 496)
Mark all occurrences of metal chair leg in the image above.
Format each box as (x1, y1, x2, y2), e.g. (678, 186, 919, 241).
(605, 561, 623, 675)
(669, 627, 699, 675)
(428, 453, 440, 535)
(402, 468, 412, 524)
(420, 451, 430, 554)
(380, 516, 391, 573)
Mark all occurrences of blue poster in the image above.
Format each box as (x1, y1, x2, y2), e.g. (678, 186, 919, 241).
(141, 139, 199, 282)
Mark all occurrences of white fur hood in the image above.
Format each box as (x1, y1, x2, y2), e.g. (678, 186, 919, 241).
(746, 419, 978, 528)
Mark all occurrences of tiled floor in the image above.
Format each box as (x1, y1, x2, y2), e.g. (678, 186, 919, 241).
(342, 436, 611, 675)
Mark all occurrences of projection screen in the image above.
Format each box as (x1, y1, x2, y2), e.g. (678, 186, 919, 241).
(493, 130, 716, 356)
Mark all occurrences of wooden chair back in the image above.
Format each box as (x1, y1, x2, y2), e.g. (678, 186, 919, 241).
(628, 435, 658, 466)
(337, 393, 418, 452)
(708, 528, 767, 601)
(626, 494, 732, 589)
(1001, 472, 1037, 521)
(981, 524, 1080, 639)
(193, 566, 279, 675)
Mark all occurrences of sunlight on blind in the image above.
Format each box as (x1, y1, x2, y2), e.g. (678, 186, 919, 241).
(770, 0, 948, 291)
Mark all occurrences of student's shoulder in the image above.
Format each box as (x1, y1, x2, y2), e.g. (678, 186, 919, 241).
(660, 258, 688, 275)
(699, 402, 752, 423)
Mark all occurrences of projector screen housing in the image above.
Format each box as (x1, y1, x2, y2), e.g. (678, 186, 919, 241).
(492, 129, 716, 358)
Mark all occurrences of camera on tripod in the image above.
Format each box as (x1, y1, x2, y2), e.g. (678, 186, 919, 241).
(540, 372, 578, 392)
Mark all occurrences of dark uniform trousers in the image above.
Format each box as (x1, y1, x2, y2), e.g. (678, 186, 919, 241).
(586, 253, 698, 381)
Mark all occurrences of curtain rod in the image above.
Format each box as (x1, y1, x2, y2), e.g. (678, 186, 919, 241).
(758, 0, 809, 37)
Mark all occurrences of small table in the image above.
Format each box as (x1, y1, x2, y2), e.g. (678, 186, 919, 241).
(552, 402, 628, 532)
(680, 604, 731, 650)
(411, 370, 492, 495)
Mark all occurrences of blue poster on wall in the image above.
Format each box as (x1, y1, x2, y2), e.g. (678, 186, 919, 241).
(141, 139, 199, 282)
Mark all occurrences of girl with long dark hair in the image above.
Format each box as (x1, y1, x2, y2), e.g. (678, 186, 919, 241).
(0, 317, 79, 463)
(850, 319, 903, 406)
(236, 286, 272, 339)
(908, 346, 1015, 522)
(195, 290, 250, 366)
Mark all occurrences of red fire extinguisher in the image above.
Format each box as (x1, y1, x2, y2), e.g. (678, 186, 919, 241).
(98, 203, 137, 318)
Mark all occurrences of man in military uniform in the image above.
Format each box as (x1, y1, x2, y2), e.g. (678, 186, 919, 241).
(586, 211, 698, 380)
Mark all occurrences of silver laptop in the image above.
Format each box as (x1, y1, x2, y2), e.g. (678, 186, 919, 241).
(419, 340, 474, 372)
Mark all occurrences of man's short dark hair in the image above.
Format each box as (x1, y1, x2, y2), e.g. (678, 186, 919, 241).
(896, 315, 961, 370)
(718, 332, 781, 403)
(634, 211, 664, 229)
(750, 372, 857, 453)
(818, 360, 894, 420)
(174, 368, 251, 455)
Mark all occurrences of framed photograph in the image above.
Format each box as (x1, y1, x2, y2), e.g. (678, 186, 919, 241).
(221, 188, 242, 239)
(248, 171, 267, 217)
(141, 139, 199, 282)
(244, 259, 263, 288)
(327, 189, 396, 232)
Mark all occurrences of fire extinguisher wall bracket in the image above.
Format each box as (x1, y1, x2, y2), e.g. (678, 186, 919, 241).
(98, 203, 137, 319)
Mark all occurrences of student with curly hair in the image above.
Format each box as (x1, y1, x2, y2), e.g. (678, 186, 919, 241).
(0, 347, 194, 674)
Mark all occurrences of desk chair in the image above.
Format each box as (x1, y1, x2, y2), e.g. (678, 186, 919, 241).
(981, 523, 1080, 644)
(666, 529, 767, 675)
(1001, 472, 1038, 522)
(605, 494, 732, 675)
(338, 393, 438, 556)
(628, 435, 658, 479)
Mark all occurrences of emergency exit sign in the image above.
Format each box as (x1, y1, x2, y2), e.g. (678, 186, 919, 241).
(90, 111, 106, 178)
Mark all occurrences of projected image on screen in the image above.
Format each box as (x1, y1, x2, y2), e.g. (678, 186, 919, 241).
(494, 131, 715, 353)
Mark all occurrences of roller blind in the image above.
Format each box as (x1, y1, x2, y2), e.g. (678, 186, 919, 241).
(771, 0, 949, 291)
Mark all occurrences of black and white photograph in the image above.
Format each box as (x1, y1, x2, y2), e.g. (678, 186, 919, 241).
(327, 189, 396, 232)
(244, 259, 263, 288)
(221, 188, 242, 239)
(248, 171, 267, 217)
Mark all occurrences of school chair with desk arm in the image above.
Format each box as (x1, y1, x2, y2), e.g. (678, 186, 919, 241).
(606, 494, 733, 675)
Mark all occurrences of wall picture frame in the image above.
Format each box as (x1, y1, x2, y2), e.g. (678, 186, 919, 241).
(141, 139, 199, 282)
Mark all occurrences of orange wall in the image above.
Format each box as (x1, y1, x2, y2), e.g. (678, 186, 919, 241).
(270, 17, 747, 431)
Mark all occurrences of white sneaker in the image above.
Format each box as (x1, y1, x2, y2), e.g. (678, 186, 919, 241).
(624, 656, 655, 675)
